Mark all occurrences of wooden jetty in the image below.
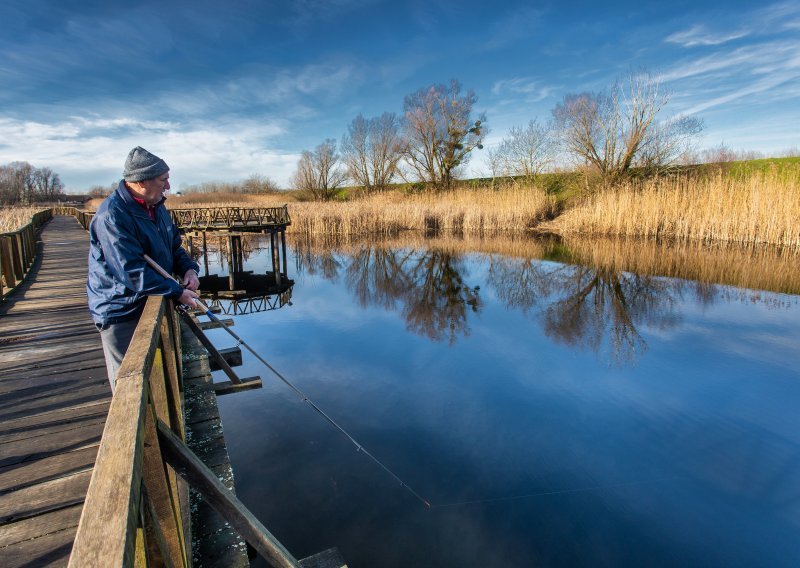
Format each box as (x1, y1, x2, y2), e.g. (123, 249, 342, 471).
(0, 212, 344, 567)
(75, 206, 291, 234)
(0, 215, 110, 565)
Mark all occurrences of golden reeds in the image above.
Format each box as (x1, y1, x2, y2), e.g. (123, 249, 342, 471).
(0, 207, 49, 233)
(287, 187, 555, 237)
(552, 170, 800, 249)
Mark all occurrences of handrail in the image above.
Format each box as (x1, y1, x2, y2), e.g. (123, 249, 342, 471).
(69, 296, 301, 567)
(169, 205, 291, 230)
(58, 205, 290, 232)
(69, 296, 190, 566)
(0, 209, 53, 300)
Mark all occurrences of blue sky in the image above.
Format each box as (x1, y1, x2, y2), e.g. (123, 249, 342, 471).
(1, 0, 798, 192)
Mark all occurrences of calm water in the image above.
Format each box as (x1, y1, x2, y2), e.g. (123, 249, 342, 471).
(197, 234, 800, 567)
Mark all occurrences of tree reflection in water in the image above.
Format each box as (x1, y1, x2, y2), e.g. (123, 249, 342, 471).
(293, 234, 800, 363)
(487, 255, 682, 363)
(296, 241, 481, 344)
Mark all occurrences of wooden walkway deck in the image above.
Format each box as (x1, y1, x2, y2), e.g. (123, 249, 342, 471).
(0, 215, 109, 567)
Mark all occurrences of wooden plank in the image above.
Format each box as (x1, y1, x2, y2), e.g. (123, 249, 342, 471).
(0, 419, 103, 469)
(0, 524, 77, 568)
(141, 403, 187, 567)
(213, 377, 263, 395)
(157, 420, 299, 568)
(298, 548, 348, 568)
(198, 318, 234, 330)
(67, 370, 148, 567)
(0, 384, 109, 423)
(0, 469, 91, 524)
(209, 346, 242, 370)
(180, 314, 242, 384)
(0, 503, 83, 547)
(0, 445, 98, 495)
(0, 400, 108, 439)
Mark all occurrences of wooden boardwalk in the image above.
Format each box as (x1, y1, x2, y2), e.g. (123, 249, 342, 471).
(0, 215, 110, 567)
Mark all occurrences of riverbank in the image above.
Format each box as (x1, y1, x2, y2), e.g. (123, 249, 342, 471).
(85, 157, 800, 250)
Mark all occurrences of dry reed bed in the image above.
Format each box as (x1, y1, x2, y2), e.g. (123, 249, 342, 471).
(288, 188, 555, 237)
(553, 171, 800, 249)
(0, 207, 49, 233)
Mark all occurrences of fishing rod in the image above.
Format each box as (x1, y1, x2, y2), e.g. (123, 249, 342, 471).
(143, 254, 432, 508)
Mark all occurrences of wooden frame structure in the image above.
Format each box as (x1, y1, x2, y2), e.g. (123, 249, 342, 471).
(68, 296, 301, 567)
(169, 206, 290, 232)
(0, 209, 52, 299)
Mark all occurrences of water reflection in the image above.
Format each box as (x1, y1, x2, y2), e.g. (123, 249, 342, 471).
(187, 231, 295, 315)
(296, 242, 480, 344)
(293, 234, 800, 363)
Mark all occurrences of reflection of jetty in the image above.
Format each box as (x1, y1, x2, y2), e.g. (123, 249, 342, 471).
(200, 273, 294, 315)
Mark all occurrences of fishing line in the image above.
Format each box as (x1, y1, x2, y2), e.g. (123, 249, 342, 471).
(144, 254, 432, 508)
(428, 476, 679, 509)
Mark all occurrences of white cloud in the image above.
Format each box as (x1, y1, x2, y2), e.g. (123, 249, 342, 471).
(0, 115, 298, 191)
(491, 77, 556, 103)
(665, 24, 749, 47)
(657, 39, 800, 118)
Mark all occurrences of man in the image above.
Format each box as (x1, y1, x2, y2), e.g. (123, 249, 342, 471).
(87, 146, 200, 391)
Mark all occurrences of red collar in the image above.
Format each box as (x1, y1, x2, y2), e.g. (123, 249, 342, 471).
(126, 186, 156, 220)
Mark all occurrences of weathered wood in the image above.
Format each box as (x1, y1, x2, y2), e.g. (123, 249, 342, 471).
(0, 469, 91, 524)
(198, 318, 234, 330)
(0, 216, 113, 566)
(67, 362, 148, 567)
(0, 503, 83, 547)
(213, 376, 263, 395)
(141, 403, 187, 567)
(0, 524, 78, 568)
(0, 419, 103, 468)
(0, 445, 98, 495)
(298, 547, 348, 568)
(156, 420, 300, 568)
(209, 346, 242, 370)
(180, 313, 243, 385)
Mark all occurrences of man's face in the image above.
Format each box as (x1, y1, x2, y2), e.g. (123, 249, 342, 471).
(137, 172, 170, 205)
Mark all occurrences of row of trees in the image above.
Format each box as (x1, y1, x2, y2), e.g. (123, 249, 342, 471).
(292, 71, 706, 199)
(0, 162, 65, 205)
(293, 80, 486, 199)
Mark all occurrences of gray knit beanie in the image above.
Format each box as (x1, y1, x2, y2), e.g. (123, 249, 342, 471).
(123, 146, 169, 182)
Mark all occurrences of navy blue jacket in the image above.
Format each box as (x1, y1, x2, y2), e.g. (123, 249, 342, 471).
(87, 181, 199, 324)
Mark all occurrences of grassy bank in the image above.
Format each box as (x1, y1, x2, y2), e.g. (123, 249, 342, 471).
(550, 167, 800, 249)
(87, 157, 799, 249)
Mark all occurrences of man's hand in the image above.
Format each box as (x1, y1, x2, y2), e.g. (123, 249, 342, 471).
(181, 269, 200, 291)
(178, 288, 200, 308)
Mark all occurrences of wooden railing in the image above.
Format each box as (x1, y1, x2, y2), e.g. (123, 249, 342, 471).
(0, 209, 53, 299)
(69, 296, 300, 567)
(54, 206, 94, 229)
(57, 206, 290, 232)
(169, 206, 290, 230)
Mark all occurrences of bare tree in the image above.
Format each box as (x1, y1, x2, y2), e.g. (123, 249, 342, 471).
(341, 113, 403, 193)
(552, 71, 701, 180)
(495, 119, 554, 180)
(33, 167, 64, 200)
(292, 139, 348, 201)
(401, 80, 487, 190)
(637, 115, 703, 173)
(242, 173, 280, 193)
(0, 161, 64, 204)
